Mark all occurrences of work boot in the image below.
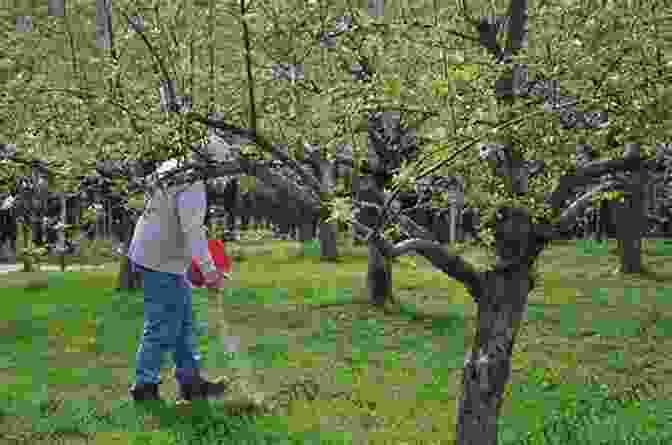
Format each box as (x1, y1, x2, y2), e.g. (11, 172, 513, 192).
(174, 368, 230, 403)
(129, 382, 162, 402)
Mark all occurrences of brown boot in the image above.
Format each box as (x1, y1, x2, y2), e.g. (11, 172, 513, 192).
(174, 368, 230, 403)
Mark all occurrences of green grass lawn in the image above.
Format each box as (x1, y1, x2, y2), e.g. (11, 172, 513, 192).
(1, 236, 672, 444)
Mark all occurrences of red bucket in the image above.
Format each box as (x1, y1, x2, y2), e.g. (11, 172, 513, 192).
(188, 239, 232, 287)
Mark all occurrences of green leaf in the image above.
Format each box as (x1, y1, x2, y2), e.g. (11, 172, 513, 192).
(431, 79, 451, 98)
(382, 77, 402, 98)
(447, 64, 481, 82)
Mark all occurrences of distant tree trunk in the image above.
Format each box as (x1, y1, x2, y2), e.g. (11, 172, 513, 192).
(31, 217, 44, 246)
(277, 215, 292, 238)
(367, 242, 393, 305)
(227, 211, 236, 231)
(351, 174, 367, 246)
(298, 207, 316, 242)
(58, 193, 67, 272)
(619, 163, 647, 273)
(318, 159, 339, 261)
(118, 255, 143, 291)
(116, 213, 143, 291)
(318, 220, 338, 261)
(96, 0, 112, 50)
(0, 206, 18, 263)
(298, 223, 313, 242)
(48, 0, 65, 16)
(21, 222, 33, 272)
(240, 212, 250, 230)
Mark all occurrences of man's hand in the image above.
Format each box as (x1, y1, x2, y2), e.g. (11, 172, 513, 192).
(203, 269, 230, 289)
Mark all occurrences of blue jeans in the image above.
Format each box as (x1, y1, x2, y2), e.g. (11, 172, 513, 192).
(134, 266, 201, 385)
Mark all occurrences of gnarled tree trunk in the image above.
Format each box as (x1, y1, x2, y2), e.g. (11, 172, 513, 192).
(357, 206, 545, 445)
(456, 266, 530, 445)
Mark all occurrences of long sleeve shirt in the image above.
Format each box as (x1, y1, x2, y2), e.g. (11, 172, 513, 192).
(127, 180, 212, 276)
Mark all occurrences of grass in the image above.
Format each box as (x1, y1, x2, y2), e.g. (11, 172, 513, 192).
(1, 234, 672, 444)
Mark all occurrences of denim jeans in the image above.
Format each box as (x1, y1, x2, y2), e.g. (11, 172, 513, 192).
(134, 266, 201, 385)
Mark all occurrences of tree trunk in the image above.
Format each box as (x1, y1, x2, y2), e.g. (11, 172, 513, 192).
(278, 216, 292, 238)
(456, 266, 530, 445)
(96, 211, 105, 240)
(295, 204, 317, 243)
(118, 254, 143, 292)
(298, 220, 314, 242)
(352, 172, 395, 305)
(366, 242, 393, 306)
(240, 212, 250, 230)
(21, 222, 33, 272)
(314, 157, 340, 260)
(619, 164, 647, 273)
(358, 205, 546, 444)
(48, 0, 65, 16)
(32, 217, 44, 246)
(116, 214, 143, 291)
(58, 193, 67, 272)
(0, 207, 17, 263)
(318, 220, 338, 261)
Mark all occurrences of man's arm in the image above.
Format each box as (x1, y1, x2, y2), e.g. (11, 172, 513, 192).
(176, 182, 217, 274)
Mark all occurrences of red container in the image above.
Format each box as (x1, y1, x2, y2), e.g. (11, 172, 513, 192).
(188, 239, 232, 287)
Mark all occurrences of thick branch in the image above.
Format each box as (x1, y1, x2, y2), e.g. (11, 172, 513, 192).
(555, 180, 623, 233)
(395, 213, 439, 242)
(548, 157, 642, 209)
(351, 219, 483, 301)
(187, 113, 323, 193)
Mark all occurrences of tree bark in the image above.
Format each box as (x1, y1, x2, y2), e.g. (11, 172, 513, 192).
(58, 193, 67, 272)
(240, 211, 250, 230)
(48, 0, 65, 16)
(298, 216, 315, 242)
(367, 241, 393, 306)
(116, 214, 143, 292)
(21, 222, 33, 272)
(32, 217, 44, 246)
(318, 158, 339, 261)
(619, 163, 647, 273)
(117, 254, 143, 291)
(0, 205, 17, 263)
(456, 266, 529, 445)
(318, 220, 338, 261)
(352, 173, 394, 305)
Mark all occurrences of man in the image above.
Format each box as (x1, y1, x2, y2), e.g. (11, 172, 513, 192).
(127, 154, 231, 403)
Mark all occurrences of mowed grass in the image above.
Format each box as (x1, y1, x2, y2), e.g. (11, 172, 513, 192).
(1, 236, 672, 444)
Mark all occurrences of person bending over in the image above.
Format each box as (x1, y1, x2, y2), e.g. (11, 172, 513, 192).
(127, 157, 231, 403)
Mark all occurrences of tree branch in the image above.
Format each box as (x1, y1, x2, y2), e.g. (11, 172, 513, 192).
(350, 219, 483, 302)
(555, 180, 623, 233)
(187, 113, 323, 193)
(548, 156, 643, 209)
